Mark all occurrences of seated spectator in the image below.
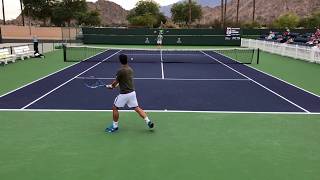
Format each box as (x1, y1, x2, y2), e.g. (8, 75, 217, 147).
(283, 28, 290, 37)
(279, 35, 288, 43)
(315, 29, 320, 39)
(278, 28, 291, 43)
(266, 31, 276, 40)
(286, 37, 294, 44)
(306, 34, 317, 45)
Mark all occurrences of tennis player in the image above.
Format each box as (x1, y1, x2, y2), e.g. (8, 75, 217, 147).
(157, 30, 163, 47)
(105, 54, 154, 133)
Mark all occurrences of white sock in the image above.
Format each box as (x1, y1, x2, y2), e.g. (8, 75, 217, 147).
(113, 121, 118, 128)
(144, 117, 151, 123)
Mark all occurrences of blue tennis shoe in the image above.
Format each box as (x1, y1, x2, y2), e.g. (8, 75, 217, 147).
(147, 121, 154, 129)
(105, 125, 118, 133)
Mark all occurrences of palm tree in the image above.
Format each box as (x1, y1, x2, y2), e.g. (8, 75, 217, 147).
(20, 0, 25, 26)
(236, 0, 240, 24)
(252, 0, 256, 23)
(224, 0, 227, 27)
(1, 0, 5, 25)
(188, 0, 191, 26)
(283, 0, 289, 11)
(221, 0, 224, 28)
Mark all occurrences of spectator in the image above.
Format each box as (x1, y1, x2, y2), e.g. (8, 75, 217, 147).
(306, 34, 317, 45)
(33, 35, 45, 58)
(315, 29, 320, 39)
(266, 31, 276, 40)
(283, 28, 290, 37)
(33, 35, 39, 54)
(279, 28, 291, 43)
(286, 37, 294, 44)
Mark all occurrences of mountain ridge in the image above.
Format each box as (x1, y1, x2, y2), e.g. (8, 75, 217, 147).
(160, 0, 221, 17)
(7, 0, 320, 27)
(200, 0, 320, 25)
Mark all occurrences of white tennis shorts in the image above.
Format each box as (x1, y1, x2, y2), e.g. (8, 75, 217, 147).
(114, 91, 139, 108)
(157, 40, 162, 45)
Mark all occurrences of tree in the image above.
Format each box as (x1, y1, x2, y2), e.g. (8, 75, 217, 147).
(51, 3, 68, 26)
(221, 0, 224, 28)
(61, 0, 87, 26)
(188, 0, 191, 25)
(51, 0, 100, 27)
(23, 0, 55, 25)
(242, 21, 261, 28)
(236, 0, 240, 24)
(134, 0, 159, 16)
(252, 0, 256, 23)
(272, 12, 300, 28)
(77, 10, 101, 26)
(299, 11, 320, 28)
(2, 0, 6, 25)
(128, 13, 157, 27)
(127, 0, 166, 27)
(20, 0, 25, 26)
(224, 0, 227, 27)
(171, 0, 202, 25)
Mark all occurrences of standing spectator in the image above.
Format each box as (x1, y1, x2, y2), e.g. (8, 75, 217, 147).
(33, 35, 39, 54)
(33, 35, 45, 58)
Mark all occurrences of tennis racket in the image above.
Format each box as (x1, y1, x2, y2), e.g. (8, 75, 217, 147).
(83, 76, 107, 89)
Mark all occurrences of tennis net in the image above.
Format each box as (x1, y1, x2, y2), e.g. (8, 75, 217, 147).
(63, 45, 259, 64)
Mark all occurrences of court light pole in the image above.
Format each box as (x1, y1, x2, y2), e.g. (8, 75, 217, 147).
(1, 0, 5, 25)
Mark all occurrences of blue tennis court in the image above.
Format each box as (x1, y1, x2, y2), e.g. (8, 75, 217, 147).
(0, 48, 319, 113)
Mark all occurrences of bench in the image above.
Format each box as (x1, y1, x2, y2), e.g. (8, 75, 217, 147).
(13, 46, 35, 60)
(0, 48, 16, 65)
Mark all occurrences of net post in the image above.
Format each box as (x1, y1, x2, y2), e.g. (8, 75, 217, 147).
(257, 48, 260, 64)
(62, 44, 66, 62)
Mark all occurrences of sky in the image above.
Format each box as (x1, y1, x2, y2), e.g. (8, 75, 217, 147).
(88, 0, 180, 10)
(0, 0, 180, 20)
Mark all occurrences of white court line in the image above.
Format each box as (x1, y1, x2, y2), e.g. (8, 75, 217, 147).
(213, 50, 320, 98)
(21, 50, 122, 109)
(212, 50, 320, 98)
(163, 78, 249, 81)
(75, 77, 250, 81)
(77, 77, 157, 80)
(248, 67, 320, 98)
(0, 49, 110, 98)
(201, 51, 310, 113)
(126, 53, 204, 56)
(160, 49, 165, 79)
(0, 108, 319, 115)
